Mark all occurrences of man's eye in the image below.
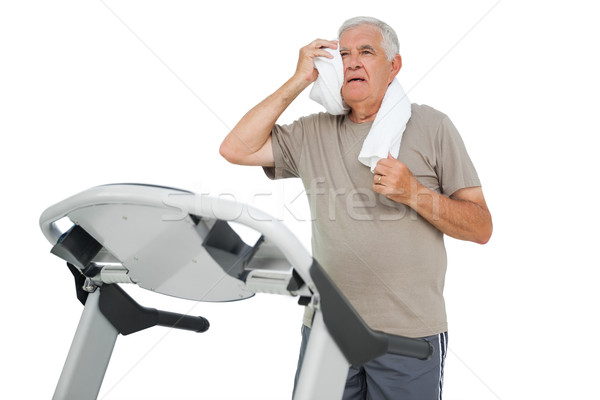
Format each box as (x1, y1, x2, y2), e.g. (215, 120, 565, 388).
(340, 52, 348, 57)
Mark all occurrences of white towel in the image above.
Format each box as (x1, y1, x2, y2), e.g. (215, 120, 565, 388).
(309, 47, 349, 115)
(309, 46, 411, 172)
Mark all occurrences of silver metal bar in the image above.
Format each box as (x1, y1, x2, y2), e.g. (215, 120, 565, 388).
(293, 309, 349, 400)
(53, 290, 118, 400)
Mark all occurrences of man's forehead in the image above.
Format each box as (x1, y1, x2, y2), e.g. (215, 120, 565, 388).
(339, 25, 384, 49)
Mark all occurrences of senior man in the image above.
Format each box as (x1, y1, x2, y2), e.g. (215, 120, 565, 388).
(220, 16, 492, 400)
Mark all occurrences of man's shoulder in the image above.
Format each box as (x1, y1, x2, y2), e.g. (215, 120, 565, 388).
(409, 103, 449, 124)
(298, 111, 343, 123)
(406, 103, 467, 150)
(288, 111, 346, 132)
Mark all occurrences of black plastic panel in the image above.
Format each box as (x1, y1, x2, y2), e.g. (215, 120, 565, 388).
(51, 225, 103, 270)
(203, 220, 260, 279)
(310, 260, 432, 365)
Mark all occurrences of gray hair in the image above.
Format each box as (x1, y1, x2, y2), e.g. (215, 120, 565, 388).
(338, 16, 399, 61)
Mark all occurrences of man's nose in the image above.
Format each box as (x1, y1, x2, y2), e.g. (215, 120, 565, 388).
(345, 54, 362, 70)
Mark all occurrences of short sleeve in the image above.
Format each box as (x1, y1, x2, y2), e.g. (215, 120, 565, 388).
(436, 116, 481, 196)
(263, 118, 306, 180)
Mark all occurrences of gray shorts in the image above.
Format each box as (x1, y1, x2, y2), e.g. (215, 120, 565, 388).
(294, 325, 448, 400)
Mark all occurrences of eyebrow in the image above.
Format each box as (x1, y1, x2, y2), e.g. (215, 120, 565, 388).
(359, 45, 377, 52)
(339, 45, 378, 53)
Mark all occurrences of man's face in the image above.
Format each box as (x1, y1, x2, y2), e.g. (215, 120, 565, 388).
(339, 25, 399, 109)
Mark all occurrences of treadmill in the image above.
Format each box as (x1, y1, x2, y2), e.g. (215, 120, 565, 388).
(40, 183, 432, 400)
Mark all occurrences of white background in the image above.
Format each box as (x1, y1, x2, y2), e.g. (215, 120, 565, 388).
(1, 1, 599, 399)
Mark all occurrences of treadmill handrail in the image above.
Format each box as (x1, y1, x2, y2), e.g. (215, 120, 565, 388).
(40, 184, 316, 292)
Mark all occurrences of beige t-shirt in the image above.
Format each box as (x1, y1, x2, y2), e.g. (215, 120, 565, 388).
(265, 104, 481, 337)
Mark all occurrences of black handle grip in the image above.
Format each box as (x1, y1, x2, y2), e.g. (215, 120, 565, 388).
(99, 284, 210, 335)
(387, 335, 433, 360)
(157, 310, 210, 333)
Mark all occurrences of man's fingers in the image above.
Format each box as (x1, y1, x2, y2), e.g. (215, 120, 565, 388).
(304, 39, 338, 58)
(373, 159, 394, 176)
(312, 38, 338, 49)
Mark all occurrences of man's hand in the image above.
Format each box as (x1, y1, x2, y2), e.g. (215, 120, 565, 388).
(372, 153, 420, 206)
(294, 39, 338, 84)
(372, 154, 493, 244)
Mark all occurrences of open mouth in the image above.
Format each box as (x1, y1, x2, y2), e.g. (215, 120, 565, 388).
(347, 78, 365, 83)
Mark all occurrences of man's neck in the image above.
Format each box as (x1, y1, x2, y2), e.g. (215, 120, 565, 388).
(348, 108, 378, 124)
(348, 104, 379, 123)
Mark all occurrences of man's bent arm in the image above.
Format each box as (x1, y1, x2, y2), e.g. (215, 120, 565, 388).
(220, 39, 338, 167)
(373, 156, 493, 244)
(411, 185, 493, 244)
(219, 77, 309, 167)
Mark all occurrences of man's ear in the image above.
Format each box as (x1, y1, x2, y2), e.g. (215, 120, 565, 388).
(389, 54, 402, 82)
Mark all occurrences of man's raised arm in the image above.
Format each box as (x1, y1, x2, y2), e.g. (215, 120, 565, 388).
(219, 39, 338, 167)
